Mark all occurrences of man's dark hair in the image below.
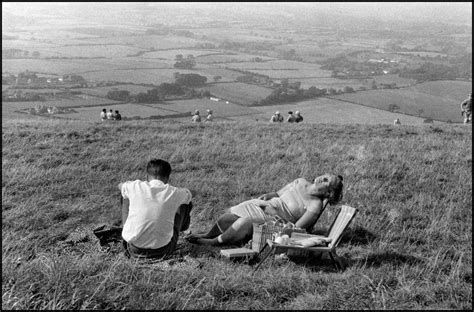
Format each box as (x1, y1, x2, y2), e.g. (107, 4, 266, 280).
(147, 159, 171, 178)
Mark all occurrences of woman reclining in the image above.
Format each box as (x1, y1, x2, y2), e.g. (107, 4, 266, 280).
(187, 174, 343, 246)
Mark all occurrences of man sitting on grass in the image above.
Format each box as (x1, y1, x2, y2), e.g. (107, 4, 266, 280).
(118, 159, 193, 259)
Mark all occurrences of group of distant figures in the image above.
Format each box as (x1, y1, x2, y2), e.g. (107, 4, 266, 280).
(191, 109, 213, 122)
(270, 111, 303, 123)
(100, 108, 122, 121)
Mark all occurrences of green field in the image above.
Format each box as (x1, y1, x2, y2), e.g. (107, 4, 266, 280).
(244, 97, 442, 125)
(2, 96, 122, 118)
(54, 103, 179, 121)
(197, 53, 275, 64)
(2, 117, 471, 309)
(51, 99, 260, 121)
(85, 35, 206, 50)
(2, 59, 113, 76)
(149, 98, 260, 118)
(191, 28, 283, 43)
(194, 66, 244, 82)
(223, 60, 333, 79)
(79, 68, 180, 85)
(141, 49, 221, 60)
(75, 84, 154, 97)
(204, 82, 274, 106)
(373, 74, 417, 87)
(3, 95, 442, 126)
(2, 39, 59, 50)
(330, 80, 471, 123)
(410, 80, 472, 101)
(37, 45, 144, 58)
(290, 77, 367, 90)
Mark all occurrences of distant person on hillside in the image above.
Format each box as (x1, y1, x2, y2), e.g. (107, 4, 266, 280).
(270, 111, 284, 123)
(187, 174, 343, 247)
(113, 110, 122, 121)
(394, 118, 401, 125)
(191, 110, 201, 122)
(100, 108, 107, 121)
(461, 92, 472, 124)
(119, 159, 193, 259)
(287, 111, 296, 123)
(294, 111, 303, 123)
(205, 109, 213, 122)
(107, 109, 114, 120)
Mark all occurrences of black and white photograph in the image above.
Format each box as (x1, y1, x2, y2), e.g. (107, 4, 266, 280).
(2, 2, 471, 310)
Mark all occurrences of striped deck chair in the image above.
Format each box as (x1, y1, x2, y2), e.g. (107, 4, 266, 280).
(255, 205, 358, 271)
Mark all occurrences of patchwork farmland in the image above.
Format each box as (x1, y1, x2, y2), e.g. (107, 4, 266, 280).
(3, 16, 469, 125)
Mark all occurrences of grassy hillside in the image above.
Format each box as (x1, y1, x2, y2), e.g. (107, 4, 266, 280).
(2, 117, 472, 309)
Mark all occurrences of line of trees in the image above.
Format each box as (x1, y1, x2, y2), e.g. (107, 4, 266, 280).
(256, 85, 328, 106)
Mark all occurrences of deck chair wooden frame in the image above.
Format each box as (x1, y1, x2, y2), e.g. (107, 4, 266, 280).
(254, 205, 358, 271)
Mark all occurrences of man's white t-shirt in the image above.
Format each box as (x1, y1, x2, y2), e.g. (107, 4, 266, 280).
(106, 111, 113, 120)
(121, 179, 192, 249)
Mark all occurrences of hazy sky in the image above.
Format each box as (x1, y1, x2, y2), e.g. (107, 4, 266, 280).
(2, 2, 472, 26)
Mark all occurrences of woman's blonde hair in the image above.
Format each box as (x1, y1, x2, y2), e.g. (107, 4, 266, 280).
(327, 175, 343, 205)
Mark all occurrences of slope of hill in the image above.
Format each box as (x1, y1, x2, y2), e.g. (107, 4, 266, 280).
(2, 117, 471, 309)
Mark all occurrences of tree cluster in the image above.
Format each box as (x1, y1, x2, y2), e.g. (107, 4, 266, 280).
(174, 54, 196, 69)
(256, 85, 327, 106)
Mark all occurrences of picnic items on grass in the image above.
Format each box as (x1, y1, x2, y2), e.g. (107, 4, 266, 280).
(254, 205, 359, 271)
(295, 236, 332, 247)
(220, 247, 258, 259)
(251, 217, 306, 253)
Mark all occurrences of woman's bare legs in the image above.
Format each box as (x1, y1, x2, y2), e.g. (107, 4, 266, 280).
(186, 213, 239, 241)
(193, 217, 253, 246)
(187, 224, 222, 240)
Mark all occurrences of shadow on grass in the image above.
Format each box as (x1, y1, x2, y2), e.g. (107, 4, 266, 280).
(312, 225, 377, 246)
(340, 225, 377, 245)
(351, 250, 426, 268)
(285, 249, 425, 272)
(287, 255, 343, 273)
